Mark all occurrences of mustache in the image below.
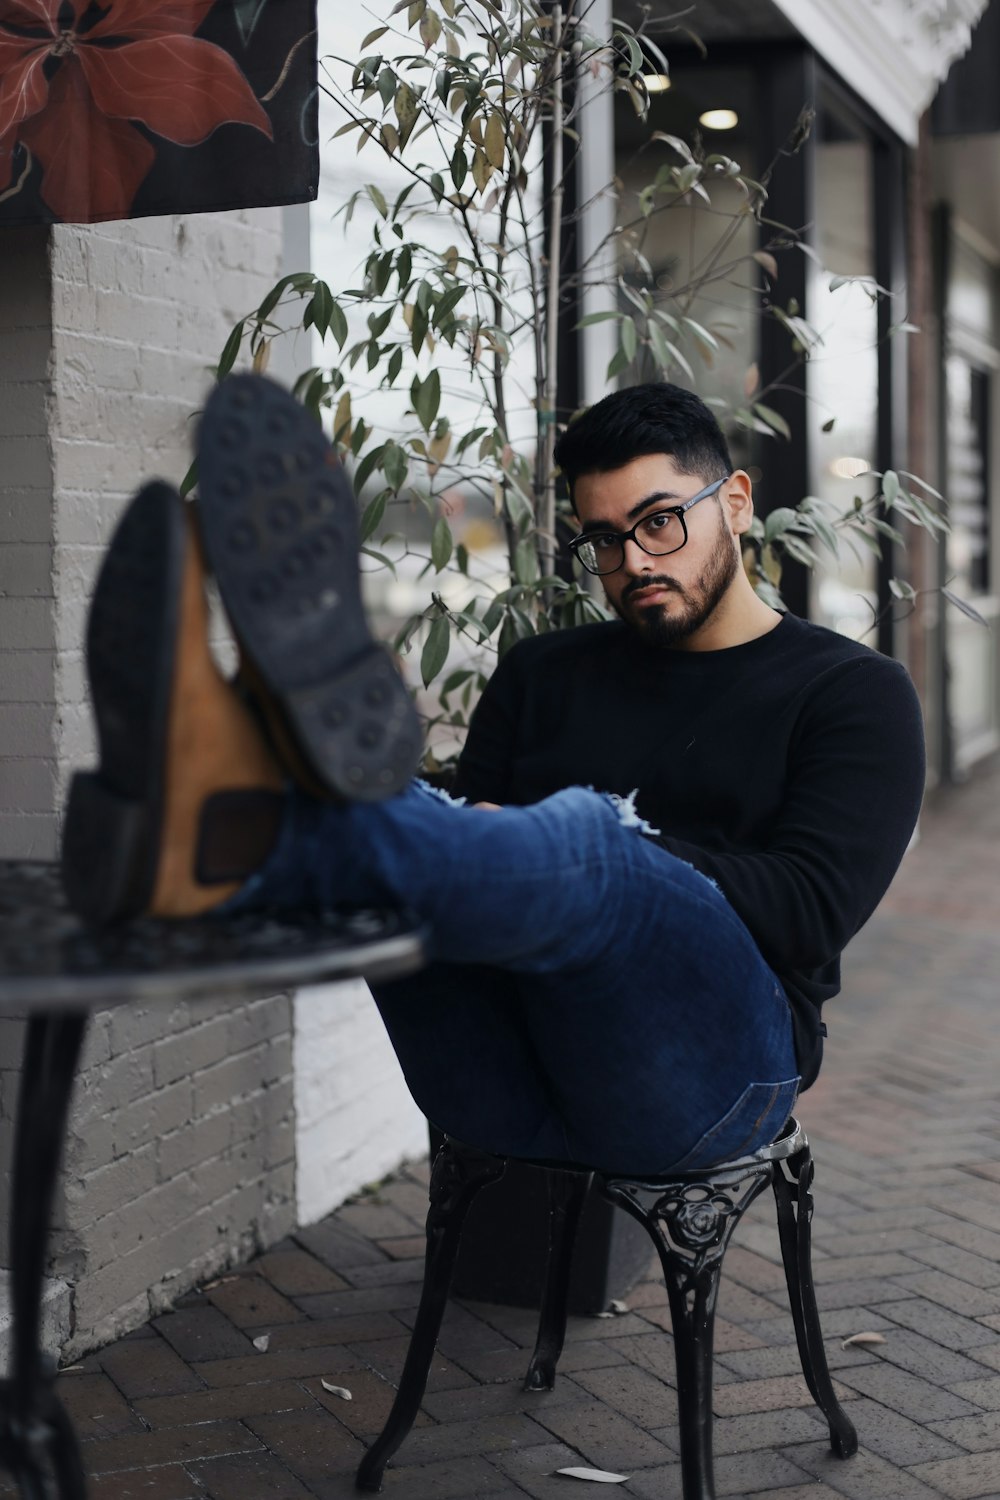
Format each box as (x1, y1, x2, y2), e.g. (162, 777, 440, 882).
(621, 574, 685, 603)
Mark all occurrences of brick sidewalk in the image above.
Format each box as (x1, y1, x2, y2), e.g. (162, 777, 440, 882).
(13, 767, 1000, 1499)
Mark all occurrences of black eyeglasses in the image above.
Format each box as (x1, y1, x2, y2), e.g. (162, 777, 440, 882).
(567, 474, 730, 577)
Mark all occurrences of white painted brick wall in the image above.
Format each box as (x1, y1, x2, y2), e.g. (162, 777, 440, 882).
(294, 979, 426, 1224)
(0, 199, 430, 1355)
(0, 227, 56, 861)
(0, 211, 301, 1355)
(46, 211, 299, 1354)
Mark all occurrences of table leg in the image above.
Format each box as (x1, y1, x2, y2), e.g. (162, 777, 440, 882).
(1, 1012, 88, 1499)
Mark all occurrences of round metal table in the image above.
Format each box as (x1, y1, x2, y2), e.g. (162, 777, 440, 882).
(0, 860, 425, 1500)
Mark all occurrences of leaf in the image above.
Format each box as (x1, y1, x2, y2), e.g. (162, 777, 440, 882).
(753, 403, 791, 441)
(620, 317, 637, 363)
(329, 301, 348, 349)
(360, 491, 388, 542)
(412, 368, 441, 430)
(651, 131, 693, 162)
(421, 614, 451, 686)
(822, 417, 836, 433)
(367, 183, 388, 217)
(179, 455, 199, 500)
(555, 1468, 630, 1484)
(754, 250, 778, 279)
(743, 362, 760, 399)
(942, 588, 989, 627)
(361, 25, 389, 48)
(484, 109, 505, 169)
(252, 1334, 270, 1352)
(880, 469, 900, 504)
(841, 1331, 886, 1349)
(216, 319, 246, 380)
(431, 516, 453, 571)
(320, 1381, 353, 1399)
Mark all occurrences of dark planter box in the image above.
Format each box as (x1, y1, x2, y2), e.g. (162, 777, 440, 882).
(429, 1129, 654, 1314)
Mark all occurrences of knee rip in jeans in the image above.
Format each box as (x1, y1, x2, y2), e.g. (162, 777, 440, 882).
(666, 1076, 801, 1174)
(604, 787, 661, 838)
(415, 777, 467, 808)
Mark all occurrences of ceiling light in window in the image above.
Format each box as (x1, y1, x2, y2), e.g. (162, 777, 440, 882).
(699, 108, 739, 131)
(830, 456, 872, 479)
(643, 73, 671, 93)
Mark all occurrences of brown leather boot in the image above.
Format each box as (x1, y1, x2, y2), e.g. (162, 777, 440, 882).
(62, 482, 285, 926)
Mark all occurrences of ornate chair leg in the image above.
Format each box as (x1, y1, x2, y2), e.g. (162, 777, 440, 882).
(524, 1168, 592, 1392)
(0, 1012, 88, 1500)
(355, 1140, 506, 1492)
(771, 1141, 858, 1459)
(604, 1163, 772, 1500)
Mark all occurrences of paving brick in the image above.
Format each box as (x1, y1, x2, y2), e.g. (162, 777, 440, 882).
(420, 1373, 588, 1426)
(203, 1275, 305, 1330)
(951, 1377, 1000, 1411)
(711, 1374, 852, 1417)
(256, 1248, 348, 1297)
(834, 1360, 979, 1424)
(928, 1410, 1000, 1452)
(836, 1396, 964, 1465)
(569, 1363, 680, 1430)
(531, 1399, 678, 1469)
(782, 1442, 948, 1499)
(307, 1367, 433, 1437)
(628, 1449, 813, 1497)
(184, 1449, 315, 1500)
(375, 1236, 427, 1261)
(88, 1468, 201, 1500)
(98, 1337, 205, 1400)
(133, 1377, 314, 1429)
(908, 1242, 1000, 1290)
(241, 1407, 363, 1491)
(382, 1455, 524, 1499)
(868, 1328, 993, 1384)
(880, 1296, 1000, 1350)
(486, 1439, 615, 1499)
(152, 1306, 256, 1363)
(295, 1220, 389, 1272)
(84, 1421, 261, 1476)
(909, 1451, 1000, 1499)
(56, 1373, 146, 1440)
(382, 1411, 551, 1465)
(192, 1344, 368, 1389)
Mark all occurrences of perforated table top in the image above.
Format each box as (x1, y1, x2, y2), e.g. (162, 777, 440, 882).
(0, 861, 425, 1010)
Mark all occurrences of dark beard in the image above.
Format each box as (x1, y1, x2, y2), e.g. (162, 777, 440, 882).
(609, 511, 739, 648)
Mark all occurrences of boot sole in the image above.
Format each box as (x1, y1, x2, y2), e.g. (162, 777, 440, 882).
(61, 483, 186, 926)
(197, 375, 422, 801)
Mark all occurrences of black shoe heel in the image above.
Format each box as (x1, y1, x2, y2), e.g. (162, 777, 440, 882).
(61, 773, 154, 927)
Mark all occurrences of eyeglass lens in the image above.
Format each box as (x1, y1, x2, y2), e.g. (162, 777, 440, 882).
(576, 511, 686, 575)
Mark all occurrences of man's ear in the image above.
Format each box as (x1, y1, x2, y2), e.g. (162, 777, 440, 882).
(723, 471, 754, 536)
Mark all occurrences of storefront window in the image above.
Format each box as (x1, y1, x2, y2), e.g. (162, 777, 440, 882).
(807, 100, 880, 639)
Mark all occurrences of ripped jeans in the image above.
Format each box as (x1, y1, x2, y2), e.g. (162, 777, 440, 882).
(225, 780, 800, 1173)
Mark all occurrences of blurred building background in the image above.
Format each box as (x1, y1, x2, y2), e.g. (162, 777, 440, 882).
(1, 0, 998, 1362)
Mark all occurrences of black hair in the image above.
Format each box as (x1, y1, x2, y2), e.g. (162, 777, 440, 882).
(554, 382, 733, 511)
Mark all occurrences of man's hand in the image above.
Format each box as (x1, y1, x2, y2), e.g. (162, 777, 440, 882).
(473, 801, 503, 811)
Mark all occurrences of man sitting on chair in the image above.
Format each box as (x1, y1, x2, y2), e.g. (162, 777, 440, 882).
(62, 377, 925, 1174)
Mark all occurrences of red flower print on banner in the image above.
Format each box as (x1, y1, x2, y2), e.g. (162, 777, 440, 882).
(0, 0, 273, 222)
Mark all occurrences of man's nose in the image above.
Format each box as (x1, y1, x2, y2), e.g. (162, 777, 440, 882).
(621, 536, 655, 573)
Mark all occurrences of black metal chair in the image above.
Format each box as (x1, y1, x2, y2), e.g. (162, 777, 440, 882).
(354, 1117, 857, 1500)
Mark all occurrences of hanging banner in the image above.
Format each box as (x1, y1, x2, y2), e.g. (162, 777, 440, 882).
(0, 0, 318, 225)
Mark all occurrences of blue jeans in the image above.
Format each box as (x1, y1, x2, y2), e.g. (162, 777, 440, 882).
(225, 781, 800, 1174)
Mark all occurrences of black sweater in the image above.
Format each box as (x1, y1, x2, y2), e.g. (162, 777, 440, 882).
(453, 614, 926, 1088)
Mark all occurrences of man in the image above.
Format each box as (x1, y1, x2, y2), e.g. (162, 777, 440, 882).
(62, 375, 925, 1174)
